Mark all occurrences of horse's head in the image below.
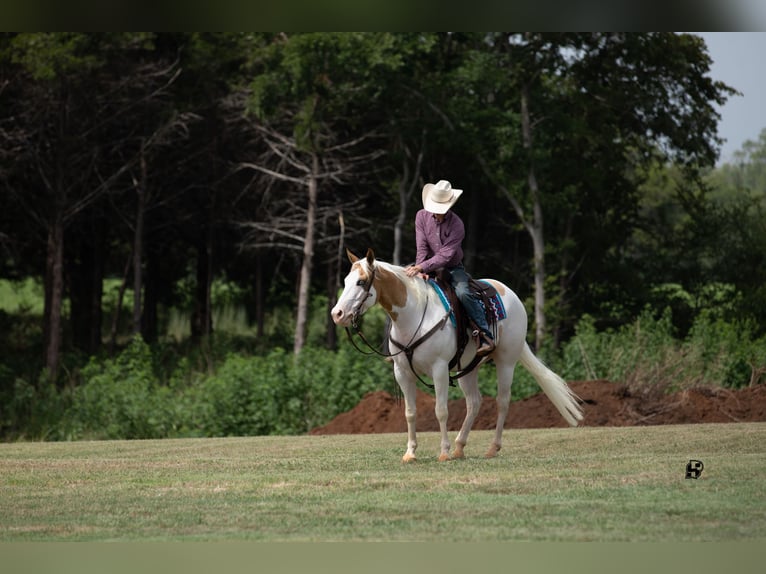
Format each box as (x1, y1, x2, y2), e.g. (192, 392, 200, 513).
(331, 248, 379, 327)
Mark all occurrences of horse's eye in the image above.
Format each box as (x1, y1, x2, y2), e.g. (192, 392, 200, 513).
(356, 279, 366, 287)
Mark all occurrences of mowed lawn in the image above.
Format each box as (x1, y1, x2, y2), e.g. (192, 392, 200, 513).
(1, 423, 764, 542)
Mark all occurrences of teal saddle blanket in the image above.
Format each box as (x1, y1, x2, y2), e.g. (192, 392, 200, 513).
(428, 279, 507, 327)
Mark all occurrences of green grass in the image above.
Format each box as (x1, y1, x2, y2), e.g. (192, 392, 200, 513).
(1, 423, 764, 542)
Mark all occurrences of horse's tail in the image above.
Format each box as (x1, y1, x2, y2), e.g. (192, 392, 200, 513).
(519, 343, 583, 427)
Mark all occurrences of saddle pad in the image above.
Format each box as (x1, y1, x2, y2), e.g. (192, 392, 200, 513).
(482, 281, 507, 322)
(428, 279, 507, 326)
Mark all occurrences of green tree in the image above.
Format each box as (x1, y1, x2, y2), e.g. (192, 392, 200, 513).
(239, 33, 407, 354)
(464, 33, 736, 346)
(0, 33, 166, 376)
(704, 128, 766, 329)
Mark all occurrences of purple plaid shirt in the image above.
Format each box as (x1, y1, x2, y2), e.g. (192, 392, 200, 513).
(414, 209, 465, 273)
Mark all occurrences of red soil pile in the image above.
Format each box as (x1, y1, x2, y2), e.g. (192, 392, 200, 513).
(310, 380, 766, 434)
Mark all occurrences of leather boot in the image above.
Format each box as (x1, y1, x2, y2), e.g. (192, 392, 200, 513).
(476, 334, 495, 356)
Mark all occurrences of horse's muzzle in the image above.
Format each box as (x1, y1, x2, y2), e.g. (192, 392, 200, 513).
(331, 306, 351, 326)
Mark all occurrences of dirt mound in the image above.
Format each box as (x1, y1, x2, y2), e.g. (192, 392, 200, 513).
(310, 380, 766, 434)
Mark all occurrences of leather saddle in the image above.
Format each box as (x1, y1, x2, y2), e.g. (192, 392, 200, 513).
(433, 269, 499, 374)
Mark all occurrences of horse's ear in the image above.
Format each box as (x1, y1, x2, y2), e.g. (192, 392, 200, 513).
(365, 248, 375, 266)
(346, 248, 359, 263)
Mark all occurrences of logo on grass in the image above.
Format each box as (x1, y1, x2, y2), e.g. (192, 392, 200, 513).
(685, 459, 704, 479)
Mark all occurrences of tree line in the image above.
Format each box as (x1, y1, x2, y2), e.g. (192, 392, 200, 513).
(4, 32, 763, 389)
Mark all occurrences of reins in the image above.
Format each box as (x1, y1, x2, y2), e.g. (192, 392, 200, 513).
(388, 303, 452, 390)
(344, 273, 455, 389)
(344, 264, 403, 358)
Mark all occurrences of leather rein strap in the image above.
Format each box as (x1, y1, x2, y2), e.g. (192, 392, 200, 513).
(387, 305, 452, 389)
(344, 269, 488, 388)
(344, 273, 452, 389)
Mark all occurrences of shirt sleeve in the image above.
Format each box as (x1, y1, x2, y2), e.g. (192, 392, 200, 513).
(418, 213, 465, 273)
(414, 210, 431, 268)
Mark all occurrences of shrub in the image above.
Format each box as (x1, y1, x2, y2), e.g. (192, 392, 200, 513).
(188, 349, 290, 436)
(685, 312, 766, 388)
(558, 307, 766, 391)
(180, 343, 393, 437)
(0, 375, 69, 440)
(64, 336, 177, 439)
(301, 344, 393, 428)
(9, 304, 764, 441)
(559, 308, 683, 390)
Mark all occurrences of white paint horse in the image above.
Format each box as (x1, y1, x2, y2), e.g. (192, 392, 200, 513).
(331, 248, 583, 462)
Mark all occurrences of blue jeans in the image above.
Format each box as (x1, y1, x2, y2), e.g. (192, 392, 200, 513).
(448, 265, 492, 338)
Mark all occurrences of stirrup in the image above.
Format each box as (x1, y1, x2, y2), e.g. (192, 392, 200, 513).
(475, 334, 495, 356)
(476, 341, 495, 356)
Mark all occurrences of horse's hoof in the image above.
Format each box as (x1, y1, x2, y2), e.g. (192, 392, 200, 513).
(438, 453, 451, 462)
(484, 444, 501, 458)
(453, 445, 465, 459)
(402, 453, 417, 463)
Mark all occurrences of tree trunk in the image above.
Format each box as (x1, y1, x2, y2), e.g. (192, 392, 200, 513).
(326, 210, 345, 350)
(294, 153, 319, 355)
(254, 254, 265, 338)
(43, 213, 65, 382)
(89, 221, 105, 353)
(476, 86, 548, 350)
(554, 215, 575, 348)
(132, 149, 147, 337)
(393, 157, 410, 266)
(393, 179, 407, 266)
(326, 258, 338, 351)
(392, 135, 424, 266)
(70, 219, 105, 355)
(109, 253, 132, 356)
(141, 244, 159, 343)
(191, 233, 213, 341)
(521, 83, 546, 351)
(70, 233, 92, 354)
(464, 185, 478, 270)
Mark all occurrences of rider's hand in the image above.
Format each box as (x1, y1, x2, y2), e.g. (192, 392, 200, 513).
(405, 264, 424, 278)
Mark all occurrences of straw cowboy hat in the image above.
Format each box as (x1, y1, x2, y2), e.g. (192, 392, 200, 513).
(422, 180, 463, 214)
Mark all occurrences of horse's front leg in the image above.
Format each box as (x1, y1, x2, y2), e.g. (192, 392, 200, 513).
(432, 361, 452, 462)
(394, 362, 419, 463)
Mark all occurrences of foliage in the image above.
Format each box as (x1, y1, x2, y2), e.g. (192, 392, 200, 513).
(64, 336, 177, 440)
(17, 334, 395, 441)
(3, 296, 764, 441)
(685, 311, 766, 389)
(1, 33, 764, 439)
(1, 376, 69, 441)
(558, 307, 766, 391)
(187, 349, 292, 436)
(1, 33, 745, 368)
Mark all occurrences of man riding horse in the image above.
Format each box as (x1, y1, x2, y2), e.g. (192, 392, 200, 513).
(404, 179, 496, 357)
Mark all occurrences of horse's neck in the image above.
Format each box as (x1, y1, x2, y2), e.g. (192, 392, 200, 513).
(382, 267, 439, 336)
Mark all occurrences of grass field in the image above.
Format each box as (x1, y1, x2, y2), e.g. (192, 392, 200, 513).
(1, 423, 765, 542)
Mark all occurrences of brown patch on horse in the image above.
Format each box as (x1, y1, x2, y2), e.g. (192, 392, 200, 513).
(374, 266, 407, 320)
(485, 279, 506, 296)
(351, 260, 370, 283)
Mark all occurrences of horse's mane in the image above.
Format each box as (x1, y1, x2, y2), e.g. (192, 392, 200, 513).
(370, 258, 431, 295)
(371, 259, 405, 275)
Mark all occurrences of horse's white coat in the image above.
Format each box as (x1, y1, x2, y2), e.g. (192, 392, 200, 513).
(331, 250, 583, 462)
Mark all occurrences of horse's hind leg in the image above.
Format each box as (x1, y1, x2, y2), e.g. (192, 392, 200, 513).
(486, 361, 516, 458)
(453, 371, 481, 459)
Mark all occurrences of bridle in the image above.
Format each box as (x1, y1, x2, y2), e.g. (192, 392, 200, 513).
(349, 266, 376, 329)
(344, 266, 452, 389)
